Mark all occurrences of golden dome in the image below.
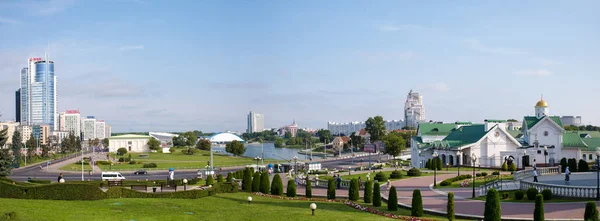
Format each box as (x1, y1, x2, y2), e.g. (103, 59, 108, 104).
(535, 99, 548, 107)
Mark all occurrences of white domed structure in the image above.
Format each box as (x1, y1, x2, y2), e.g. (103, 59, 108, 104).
(208, 132, 245, 143)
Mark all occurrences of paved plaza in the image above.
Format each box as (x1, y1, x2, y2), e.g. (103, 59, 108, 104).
(535, 172, 600, 186)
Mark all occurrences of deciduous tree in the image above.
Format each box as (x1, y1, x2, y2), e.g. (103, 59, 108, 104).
(225, 140, 246, 156)
(365, 116, 386, 142)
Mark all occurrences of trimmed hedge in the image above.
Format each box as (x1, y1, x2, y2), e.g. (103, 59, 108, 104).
(217, 174, 224, 183)
(440, 175, 471, 186)
(568, 158, 578, 172)
(484, 188, 501, 221)
(373, 182, 382, 207)
(481, 172, 488, 176)
(206, 175, 214, 186)
(226, 172, 233, 182)
(252, 172, 261, 192)
(143, 163, 157, 168)
(541, 189, 552, 201)
(534, 194, 544, 221)
(374, 172, 387, 182)
(579, 159, 590, 172)
(527, 188, 538, 200)
(327, 179, 336, 200)
(0, 181, 105, 200)
(411, 189, 423, 217)
(29, 179, 51, 184)
(260, 172, 270, 194)
(407, 168, 421, 176)
(390, 170, 403, 179)
(501, 162, 508, 171)
(286, 179, 296, 197)
(305, 179, 312, 198)
(585, 201, 599, 221)
(447, 192, 455, 221)
(560, 157, 568, 173)
(242, 168, 252, 192)
(514, 190, 524, 200)
(388, 186, 398, 211)
(106, 182, 238, 199)
(492, 171, 500, 176)
(270, 174, 283, 196)
(509, 162, 517, 171)
(349, 179, 359, 201)
(364, 180, 373, 203)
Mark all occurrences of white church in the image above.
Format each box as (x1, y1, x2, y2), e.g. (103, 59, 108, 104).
(411, 98, 600, 169)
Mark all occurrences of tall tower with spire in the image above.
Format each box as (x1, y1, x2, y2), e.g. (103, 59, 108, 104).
(535, 95, 549, 119)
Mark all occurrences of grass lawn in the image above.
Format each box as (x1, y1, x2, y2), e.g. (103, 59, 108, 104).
(0, 192, 458, 221)
(19, 152, 79, 167)
(99, 151, 279, 171)
(474, 190, 590, 203)
(435, 175, 513, 189)
(59, 161, 92, 172)
(356, 201, 470, 221)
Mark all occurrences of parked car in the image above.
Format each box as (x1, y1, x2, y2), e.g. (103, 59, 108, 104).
(133, 169, 148, 175)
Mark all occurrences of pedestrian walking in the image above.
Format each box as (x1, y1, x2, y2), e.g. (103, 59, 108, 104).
(533, 169, 538, 182)
(57, 173, 63, 183)
(565, 166, 571, 183)
(533, 159, 537, 170)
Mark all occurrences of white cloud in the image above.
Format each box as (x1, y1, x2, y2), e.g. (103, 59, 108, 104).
(421, 82, 450, 92)
(0, 18, 21, 24)
(118, 45, 144, 51)
(514, 69, 553, 77)
(464, 38, 524, 55)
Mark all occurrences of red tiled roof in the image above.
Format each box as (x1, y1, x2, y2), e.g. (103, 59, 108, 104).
(359, 129, 368, 136)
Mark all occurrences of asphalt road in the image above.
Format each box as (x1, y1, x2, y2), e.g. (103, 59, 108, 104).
(9, 154, 391, 182)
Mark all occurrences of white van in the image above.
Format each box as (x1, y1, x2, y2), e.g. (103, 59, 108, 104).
(101, 172, 126, 181)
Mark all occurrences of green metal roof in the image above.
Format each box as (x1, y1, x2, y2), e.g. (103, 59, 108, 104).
(523, 116, 563, 129)
(440, 124, 487, 149)
(562, 132, 587, 147)
(582, 138, 600, 151)
(108, 134, 152, 139)
(578, 131, 600, 138)
(418, 123, 457, 136)
(506, 130, 522, 138)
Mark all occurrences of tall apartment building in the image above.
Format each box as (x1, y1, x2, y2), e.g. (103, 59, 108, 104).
(105, 124, 112, 138)
(20, 56, 58, 130)
(58, 112, 65, 131)
(95, 120, 106, 139)
(63, 110, 81, 136)
(0, 121, 19, 147)
(404, 90, 425, 129)
(247, 111, 264, 133)
(82, 116, 96, 141)
(18, 125, 32, 143)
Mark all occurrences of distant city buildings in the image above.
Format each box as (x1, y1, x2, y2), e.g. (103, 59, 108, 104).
(405, 90, 425, 128)
(0, 121, 19, 147)
(327, 120, 405, 136)
(277, 120, 298, 137)
(247, 111, 264, 133)
(95, 120, 106, 139)
(61, 110, 81, 135)
(15, 89, 20, 123)
(20, 56, 58, 130)
(560, 116, 583, 127)
(82, 116, 97, 141)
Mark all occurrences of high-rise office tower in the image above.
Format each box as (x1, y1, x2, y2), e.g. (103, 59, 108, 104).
(63, 110, 81, 136)
(247, 111, 264, 133)
(404, 90, 425, 129)
(20, 56, 57, 130)
(82, 116, 97, 141)
(15, 89, 20, 122)
(95, 120, 106, 139)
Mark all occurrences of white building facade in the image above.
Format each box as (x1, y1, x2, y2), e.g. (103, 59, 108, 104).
(247, 111, 264, 133)
(63, 110, 81, 136)
(95, 120, 106, 139)
(82, 117, 96, 141)
(108, 134, 151, 152)
(0, 122, 19, 147)
(327, 120, 405, 136)
(405, 90, 425, 129)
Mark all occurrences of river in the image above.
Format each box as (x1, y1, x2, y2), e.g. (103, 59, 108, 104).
(210, 143, 312, 160)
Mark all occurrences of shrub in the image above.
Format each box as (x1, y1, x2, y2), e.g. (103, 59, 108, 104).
(0, 181, 106, 200)
(476, 173, 482, 177)
(96, 160, 111, 165)
(509, 163, 517, 172)
(327, 178, 336, 200)
(206, 175, 214, 186)
(492, 171, 500, 176)
(388, 186, 398, 211)
(260, 172, 270, 194)
(374, 172, 387, 182)
(129, 160, 136, 165)
(217, 174, 224, 183)
(187, 178, 199, 185)
(465, 174, 472, 178)
(440, 180, 452, 186)
(568, 158, 578, 172)
(118, 157, 125, 162)
(242, 168, 252, 192)
(579, 159, 590, 172)
(484, 188, 501, 221)
(364, 180, 373, 203)
(440, 175, 471, 186)
(502, 193, 509, 199)
(411, 189, 423, 217)
(390, 170, 403, 179)
(541, 189, 552, 201)
(447, 192, 455, 221)
(560, 157, 568, 173)
(252, 172, 260, 192)
(270, 174, 283, 196)
(514, 190, 524, 200)
(527, 188, 538, 200)
(3, 212, 17, 220)
(407, 168, 422, 176)
(534, 194, 544, 221)
(349, 179, 359, 201)
(373, 182, 382, 207)
(117, 148, 127, 155)
(226, 172, 233, 182)
(286, 179, 296, 197)
(142, 163, 157, 168)
(501, 161, 508, 171)
(436, 158, 443, 170)
(481, 172, 488, 177)
(305, 179, 312, 198)
(425, 159, 431, 169)
(29, 179, 51, 184)
(584, 201, 599, 221)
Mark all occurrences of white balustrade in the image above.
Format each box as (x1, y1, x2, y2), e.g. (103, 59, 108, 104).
(520, 180, 599, 199)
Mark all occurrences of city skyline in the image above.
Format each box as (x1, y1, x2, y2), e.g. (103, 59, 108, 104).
(0, 1, 599, 132)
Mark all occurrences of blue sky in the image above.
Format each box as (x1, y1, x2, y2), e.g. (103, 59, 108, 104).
(0, 0, 599, 132)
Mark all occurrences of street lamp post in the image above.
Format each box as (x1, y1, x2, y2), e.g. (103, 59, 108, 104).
(457, 151, 461, 176)
(293, 156, 299, 175)
(432, 151, 438, 187)
(81, 147, 84, 181)
(471, 153, 478, 198)
(254, 156, 261, 166)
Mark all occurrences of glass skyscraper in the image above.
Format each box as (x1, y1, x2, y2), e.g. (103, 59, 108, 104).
(20, 57, 57, 130)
